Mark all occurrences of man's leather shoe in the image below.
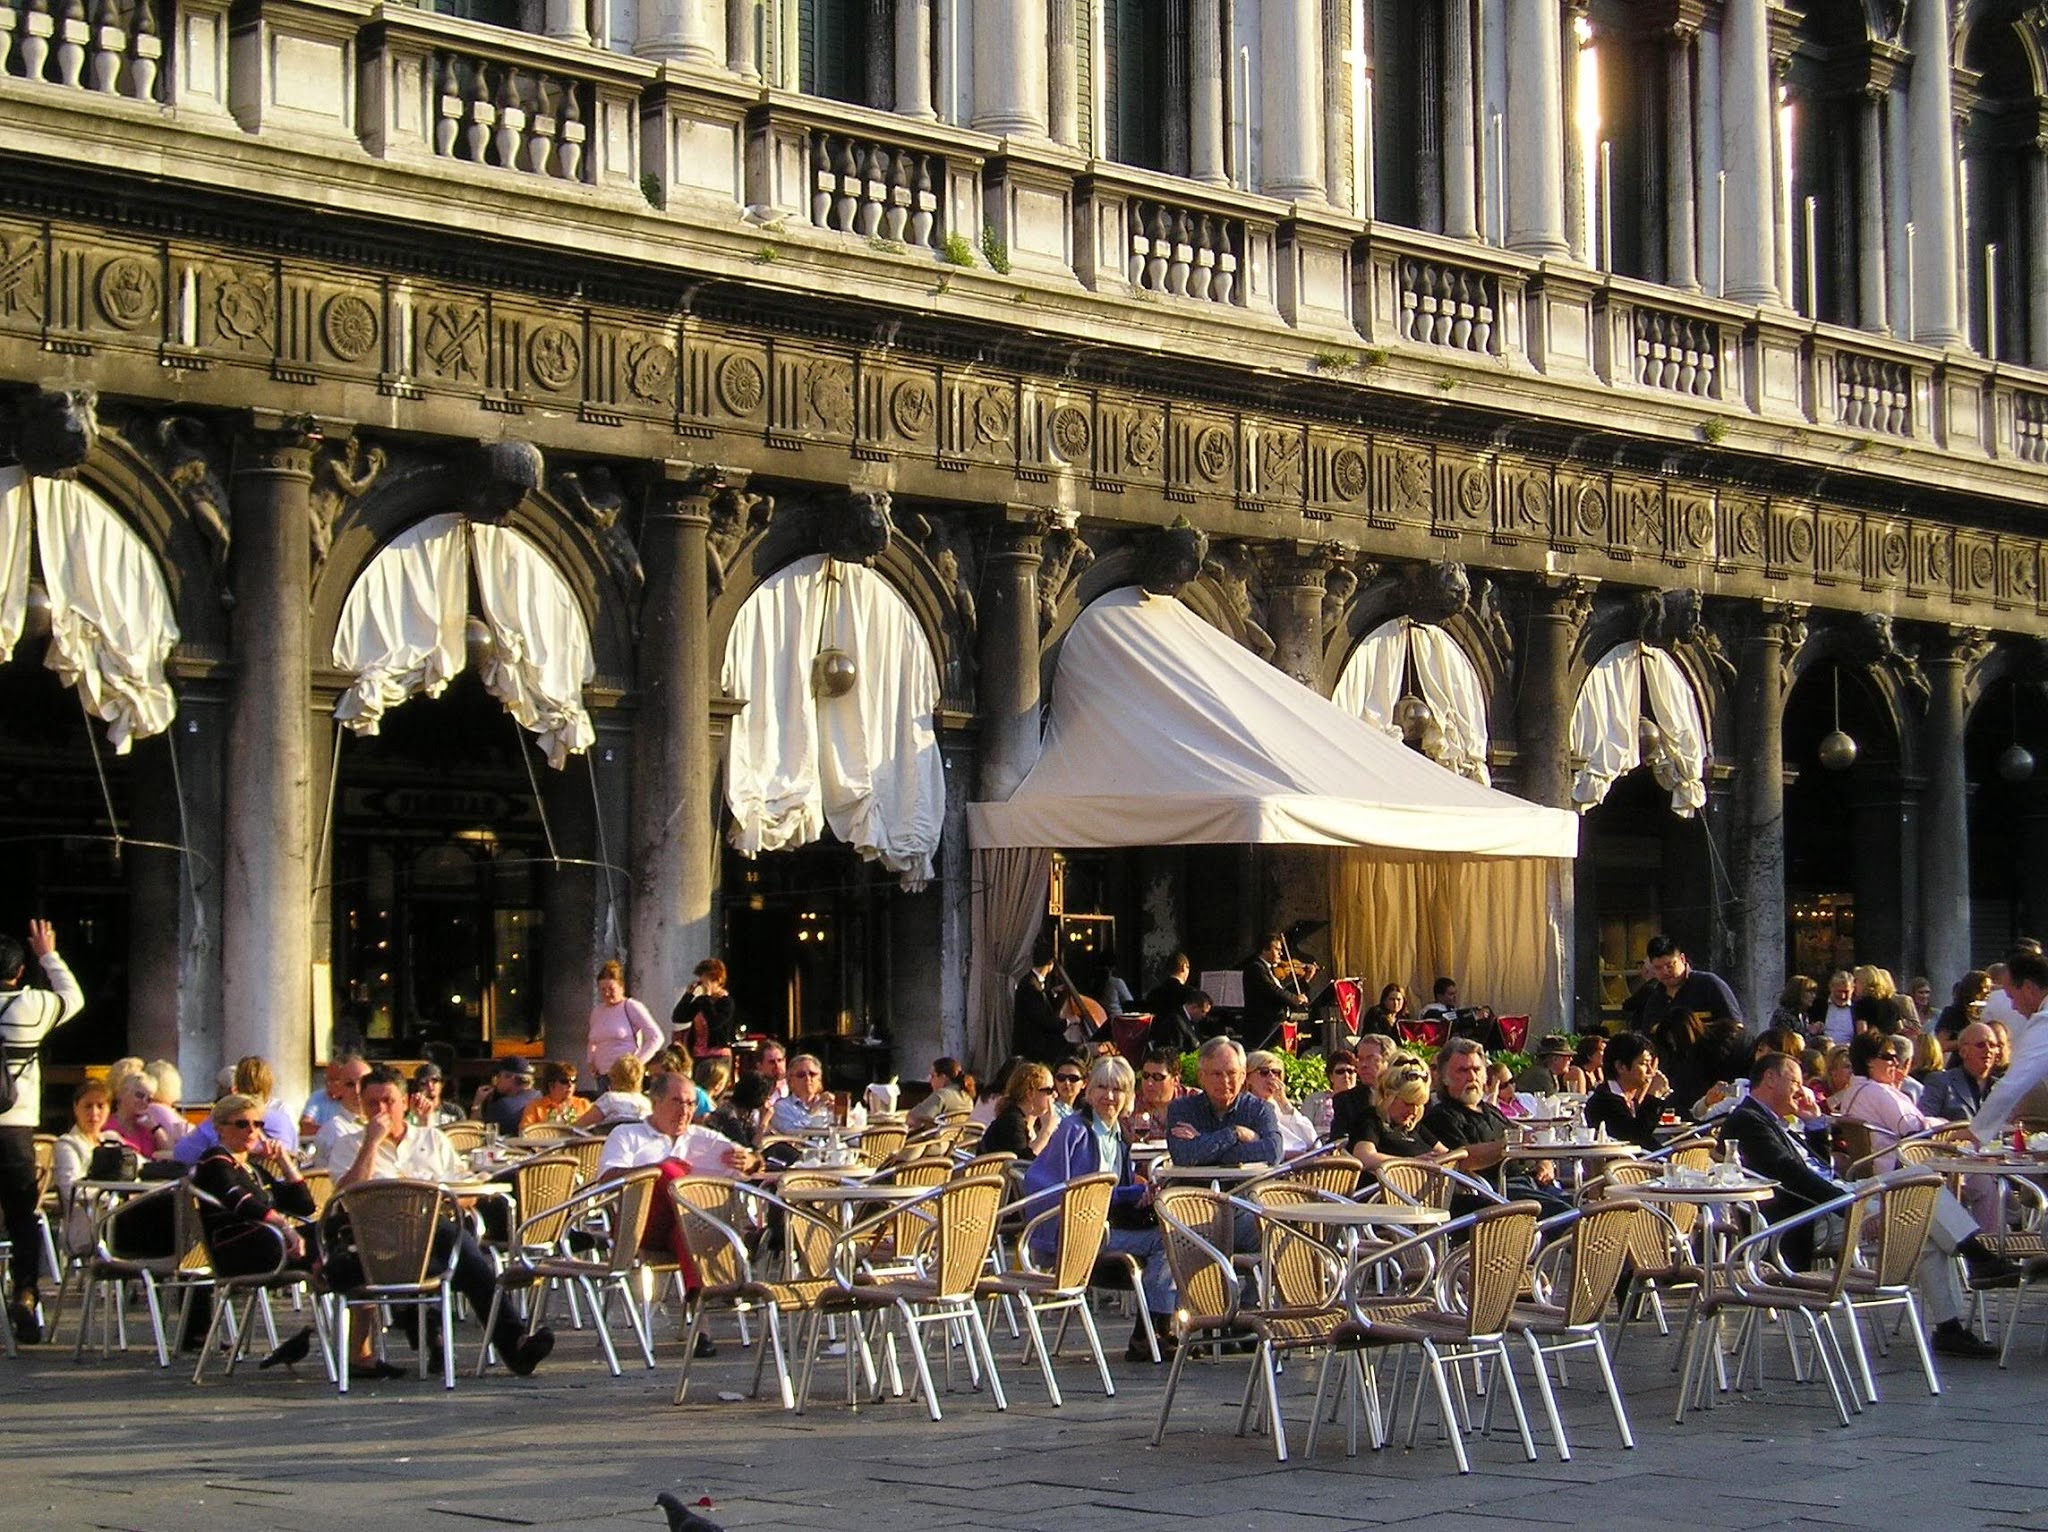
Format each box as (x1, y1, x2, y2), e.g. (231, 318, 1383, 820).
(1965, 1251, 2022, 1287)
(1932, 1322, 1998, 1359)
(10, 1298, 43, 1347)
(507, 1328, 555, 1376)
(692, 1331, 717, 1359)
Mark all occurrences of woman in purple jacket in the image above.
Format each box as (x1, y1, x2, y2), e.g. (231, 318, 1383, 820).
(1019, 1054, 1178, 1362)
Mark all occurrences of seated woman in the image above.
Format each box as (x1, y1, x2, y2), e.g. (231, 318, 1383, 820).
(1244, 1050, 1318, 1155)
(576, 1054, 654, 1128)
(518, 1061, 591, 1132)
(188, 1092, 319, 1368)
(1582, 1032, 1671, 1148)
(1489, 1061, 1529, 1119)
(905, 1056, 974, 1129)
(978, 1062, 1059, 1161)
(1360, 983, 1410, 1038)
(701, 1073, 771, 1148)
(141, 1060, 193, 1147)
(51, 1080, 124, 1255)
(1570, 1035, 1607, 1090)
(1342, 1062, 1451, 1169)
(107, 1068, 173, 1158)
(1018, 1055, 1176, 1362)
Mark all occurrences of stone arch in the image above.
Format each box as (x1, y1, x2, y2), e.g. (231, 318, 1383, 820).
(72, 422, 229, 652)
(1785, 621, 1920, 779)
(1965, 635, 2048, 715)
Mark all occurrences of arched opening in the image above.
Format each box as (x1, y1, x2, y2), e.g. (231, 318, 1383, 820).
(1782, 660, 1907, 980)
(1964, 16, 2044, 363)
(325, 514, 601, 1066)
(1333, 617, 1492, 783)
(719, 555, 947, 1069)
(0, 472, 184, 1077)
(1966, 674, 2048, 955)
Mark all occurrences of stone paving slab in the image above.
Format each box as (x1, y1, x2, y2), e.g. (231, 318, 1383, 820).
(4, 1311, 2047, 1532)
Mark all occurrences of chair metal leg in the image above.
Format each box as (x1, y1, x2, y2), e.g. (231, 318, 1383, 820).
(1018, 1302, 1061, 1406)
(1519, 1332, 1571, 1462)
(140, 1274, 169, 1368)
(1838, 1298, 1879, 1404)
(1421, 1344, 1471, 1474)
(584, 1277, 622, 1376)
(335, 1301, 351, 1395)
(1588, 1331, 1636, 1448)
(901, 1304, 943, 1422)
(1259, 1344, 1289, 1463)
(190, 1287, 229, 1384)
(1896, 1294, 1940, 1396)
(1072, 1298, 1114, 1399)
(440, 1290, 457, 1390)
(1489, 1340, 1538, 1462)
(1149, 1329, 1195, 1448)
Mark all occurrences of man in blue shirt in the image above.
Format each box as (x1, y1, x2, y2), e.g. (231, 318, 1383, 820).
(1166, 1037, 1281, 1252)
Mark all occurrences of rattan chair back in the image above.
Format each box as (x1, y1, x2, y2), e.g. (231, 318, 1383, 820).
(441, 1122, 488, 1152)
(854, 1125, 908, 1166)
(1605, 1160, 1700, 1239)
(1375, 1158, 1455, 1209)
(510, 1154, 583, 1246)
(1867, 1172, 1942, 1287)
(1554, 1199, 1641, 1328)
(517, 1121, 582, 1143)
(1275, 1154, 1362, 1196)
(927, 1175, 1006, 1299)
(1455, 1201, 1541, 1339)
(326, 1181, 456, 1290)
(1043, 1173, 1115, 1290)
(1155, 1185, 1239, 1324)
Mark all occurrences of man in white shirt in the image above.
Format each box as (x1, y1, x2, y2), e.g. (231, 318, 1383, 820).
(600, 1069, 757, 1358)
(1815, 970, 1856, 1046)
(0, 921, 84, 1345)
(300, 1052, 368, 1137)
(331, 1067, 554, 1376)
(1972, 953, 2048, 1143)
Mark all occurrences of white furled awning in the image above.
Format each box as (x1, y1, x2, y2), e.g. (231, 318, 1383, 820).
(330, 517, 595, 769)
(968, 587, 1575, 858)
(722, 555, 946, 889)
(332, 513, 468, 735)
(1569, 640, 1709, 817)
(1332, 616, 1492, 784)
(0, 470, 181, 754)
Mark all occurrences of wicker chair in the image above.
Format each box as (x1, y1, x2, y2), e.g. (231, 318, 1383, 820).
(502, 1155, 583, 1248)
(1264, 1151, 1364, 1198)
(72, 1181, 212, 1368)
(975, 1173, 1117, 1405)
(1308, 1201, 1546, 1473)
(320, 1180, 463, 1393)
(440, 1122, 488, 1153)
(1149, 1185, 1350, 1463)
(795, 1174, 1010, 1422)
(475, 1168, 659, 1377)
(1768, 1170, 1945, 1401)
(1598, 1162, 1707, 1348)
(851, 1124, 908, 1167)
(671, 1178, 845, 1409)
(514, 1122, 584, 1144)
(183, 1185, 333, 1385)
(1507, 1201, 1644, 1458)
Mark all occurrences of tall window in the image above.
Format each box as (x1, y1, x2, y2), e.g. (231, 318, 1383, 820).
(1103, 0, 1188, 172)
(1368, 0, 1434, 230)
(800, 0, 878, 106)
(1965, 19, 2040, 364)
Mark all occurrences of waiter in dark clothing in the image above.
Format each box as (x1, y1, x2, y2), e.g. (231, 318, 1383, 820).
(1633, 933, 1744, 1034)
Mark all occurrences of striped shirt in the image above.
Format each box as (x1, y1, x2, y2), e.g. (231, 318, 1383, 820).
(0, 952, 85, 1129)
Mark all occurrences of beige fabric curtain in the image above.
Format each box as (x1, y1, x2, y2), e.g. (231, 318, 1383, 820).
(965, 846, 1053, 1074)
(1327, 849, 1568, 1029)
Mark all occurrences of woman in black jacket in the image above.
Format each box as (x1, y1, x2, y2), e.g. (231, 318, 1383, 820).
(189, 1092, 319, 1368)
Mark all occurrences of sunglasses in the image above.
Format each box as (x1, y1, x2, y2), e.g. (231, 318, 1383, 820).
(222, 1118, 263, 1130)
(1055, 1074, 1083, 1084)
(1253, 1066, 1283, 1077)
(1032, 1084, 1056, 1094)
(1141, 1071, 1171, 1083)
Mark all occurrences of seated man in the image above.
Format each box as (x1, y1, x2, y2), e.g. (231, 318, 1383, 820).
(1515, 1035, 1579, 1096)
(300, 1052, 369, 1137)
(1166, 1037, 1281, 1249)
(1582, 1032, 1672, 1149)
(767, 1054, 835, 1136)
(1919, 1022, 1999, 1125)
(1420, 977, 1460, 1023)
(1153, 989, 1214, 1054)
(1721, 1051, 2001, 1358)
(471, 1059, 538, 1138)
(1127, 1047, 1193, 1139)
(329, 1068, 554, 1376)
(1421, 1039, 1568, 1216)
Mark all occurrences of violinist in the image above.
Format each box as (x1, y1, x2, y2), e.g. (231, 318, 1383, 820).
(1013, 947, 1069, 1065)
(1243, 932, 1316, 1046)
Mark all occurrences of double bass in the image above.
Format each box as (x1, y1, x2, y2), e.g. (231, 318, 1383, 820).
(1053, 956, 1107, 1046)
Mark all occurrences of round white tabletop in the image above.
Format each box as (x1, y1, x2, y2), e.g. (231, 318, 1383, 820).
(1152, 1162, 1273, 1184)
(1919, 1155, 2048, 1179)
(1264, 1200, 1450, 1228)
(1624, 1177, 1777, 1205)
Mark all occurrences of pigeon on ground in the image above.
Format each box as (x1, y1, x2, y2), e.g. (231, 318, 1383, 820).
(655, 1491, 725, 1532)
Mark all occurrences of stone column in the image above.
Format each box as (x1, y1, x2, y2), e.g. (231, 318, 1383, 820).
(1440, 0, 1478, 238)
(539, 742, 600, 1060)
(1918, 629, 1976, 993)
(978, 514, 1045, 803)
(1504, 0, 1566, 256)
(1264, 548, 1333, 692)
(1905, 0, 1962, 345)
(2033, 145, 2048, 364)
(1731, 603, 1798, 1026)
(726, 0, 758, 79)
(1665, 24, 1700, 292)
(629, 469, 721, 1016)
(221, 422, 317, 1104)
(636, 0, 723, 64)
(972, 0, 1048, 137)
(1323, 0, 1350, 208)
(1045, 0, 1075, 144)
(1856, 88, 1889, 331)
(1719, 0, 1778, 303)
(1516, 578, 1592, 810)
(1261, 0, 1327, 202)
(1189, 0, 1229, 185)
(1162, 0, 1189, 173)
(544, 0, 590, 46)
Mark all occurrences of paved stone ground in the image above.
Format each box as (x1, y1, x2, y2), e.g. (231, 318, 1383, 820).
(3, 1302, 2044, 1532)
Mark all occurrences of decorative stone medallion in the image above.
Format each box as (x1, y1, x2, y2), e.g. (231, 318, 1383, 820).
(321, 293, 380, 362)
(715, 353, 765, 415)
(1048, 404, 1091, 462)
(625, 338, 676, 403)
(527, 324, 582, 391)
(95, 256, 159, 331)
(889, 378, 935, 440)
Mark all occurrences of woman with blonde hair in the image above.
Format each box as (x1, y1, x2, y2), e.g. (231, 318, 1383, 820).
(141, 1059, 192, 1145)
(978, 1061, 1059, 1160)
(1851, 965, 1910, 1036)
(577, 1054, 653, 1126)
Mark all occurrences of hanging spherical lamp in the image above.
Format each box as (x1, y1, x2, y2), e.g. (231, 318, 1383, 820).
(1637, 716, 1665, 754)
(1392, 693, 1431, 742)
(464, 615, 496, 670)
(21, 580, 51, 643)
(1819, 668, 1857, 772)
(1999, 743, 2036, 784)
(811, 647, 858, 698)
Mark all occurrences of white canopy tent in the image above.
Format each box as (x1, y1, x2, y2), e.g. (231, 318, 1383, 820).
(965, 588, 1578, 1068)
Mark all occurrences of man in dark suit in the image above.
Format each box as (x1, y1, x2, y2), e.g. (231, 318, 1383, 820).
(1154, 990, 1213, 1053)
(1717, 1051, 1842, 1270)
(1013, 953, 1066, 1065)
(1141, 953, 1194, 1024)
(1242, 932, 1312, 1046)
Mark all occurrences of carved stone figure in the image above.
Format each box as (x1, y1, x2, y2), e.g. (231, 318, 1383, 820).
(468, 438, 544, 522)
(705, 485, 774, 597)
(816, 487, 894, 564)
(1139, 520, 1208, 596)
(309, 436, 386, 570)
(16, 385, 98, 477)
(1404, 560, 1471, 625)
(153, 415, 232, 574)
(555, 466, 642, 599)
(1204, 540, 1275, 660)
(902, 510, 977, 636)
(1037, 523, 1095, 630)
(1472, 576, 1514, 662)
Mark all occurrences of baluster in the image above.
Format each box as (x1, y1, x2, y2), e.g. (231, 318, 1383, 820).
(1677, 324, 1700, 395)
(1164, 210, 1192, 296)
(555, 84, 585, 181)
(1450, 271, 1475, 350)
(55, 0, 84, 85)
(1128, 204, 1150, 286)
(832, 139, 860, 232)
(909, 155, 936, 246)
(810, 135, 834, 227)
(1144, 207, 1170, 292)
(855, 144, 887, 237)
(434, 56, 463, 156)
(1188, 214, 1214, 301)
(86, 0, 120, 91)
(463, 63, 494, 162)
(1470, 282, 1494, 353)
(21, 0, 51, 80)
(524, 75, 558, 176)
(1431, 269, 1455, 346)
(1399, 263, 1421, 341)
(1696, 346, 1715, 398)
(0, 0, 16, 76)
(1212, 224, 1237, 305)
(127, 0, 158, 99)
(881, 150, 911, 241)
(1655, 316, 1677, 388)
(492, 67, 526, 169)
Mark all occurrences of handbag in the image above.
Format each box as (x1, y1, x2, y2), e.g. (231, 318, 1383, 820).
(1106, 1196, 1157, 1231)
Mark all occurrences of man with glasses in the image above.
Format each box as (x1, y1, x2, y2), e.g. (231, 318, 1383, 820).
(768, 1055, 834, 1135)
(302, 1050, 369, 1135)
(1165, 1037, 1281, 1169)
(1921, 1022, 2001, 1122)
(1129, 1046, 1192, 1138)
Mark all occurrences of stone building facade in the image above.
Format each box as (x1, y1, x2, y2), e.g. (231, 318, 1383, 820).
(0, 0, 2044, 1093)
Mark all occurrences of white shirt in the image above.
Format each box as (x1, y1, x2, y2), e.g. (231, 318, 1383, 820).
(328, 1121, 464, 1183)
(1269, 1102, 1319, 1155)
(0, 952, 85, 1129)
(598, 1118, 747, 1176)
(1821, 1002, 1856, 1045)
(308, 1110, 367, 1173)
(1974, 1000, 2048, 1140)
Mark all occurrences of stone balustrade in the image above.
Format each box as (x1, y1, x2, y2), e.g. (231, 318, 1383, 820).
(2010, 388, 2048, 466)
(1824, 344, 1916, 438)
(1, 0, 163, 100)
(1073, 163, 1279, 315)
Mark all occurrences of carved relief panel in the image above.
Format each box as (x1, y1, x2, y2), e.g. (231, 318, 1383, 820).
(1372, 439, 1432, 530)
(0, 221, 48, 334)
(1434, 449, 1492, 538)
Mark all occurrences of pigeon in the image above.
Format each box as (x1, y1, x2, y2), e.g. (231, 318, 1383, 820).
(655, 1492, 724, 1532)
(258, 1326, 315, 1371)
